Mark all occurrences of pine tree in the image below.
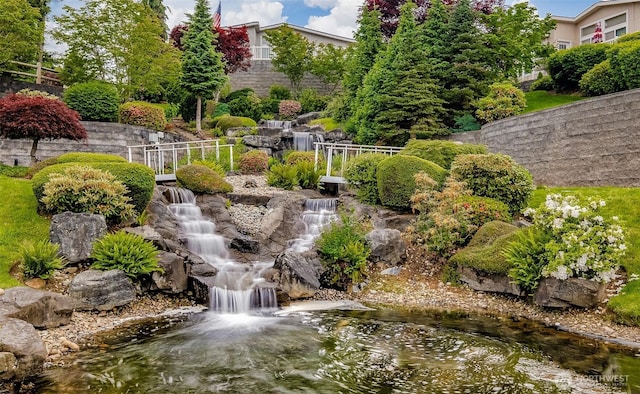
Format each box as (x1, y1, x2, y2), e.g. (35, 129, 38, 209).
(180, 0, 226, 132)
(142, 0, 169, 39)
(354, 1, 445, 145)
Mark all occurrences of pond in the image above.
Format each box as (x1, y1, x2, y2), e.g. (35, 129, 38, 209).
(37, 306, 639, 393)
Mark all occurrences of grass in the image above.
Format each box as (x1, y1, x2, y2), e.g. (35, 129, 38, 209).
(309, 117, 340, 131)
(530, 187, 640, 324)
(0, 175, 50, 288)
(523, 91, 586, 114)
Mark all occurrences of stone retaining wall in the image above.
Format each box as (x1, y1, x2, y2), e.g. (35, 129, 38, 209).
(0, 76, 63, 98)
(449, 88, 640, 187)
(0, 122, 184, 166)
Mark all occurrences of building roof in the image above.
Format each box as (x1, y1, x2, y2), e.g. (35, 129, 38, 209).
(230, 21, 355, 44)
(552, 0, 640, 22)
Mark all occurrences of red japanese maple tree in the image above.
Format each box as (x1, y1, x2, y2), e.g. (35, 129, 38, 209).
(170, 24, 252, 74)
(0, 94, 87, 164)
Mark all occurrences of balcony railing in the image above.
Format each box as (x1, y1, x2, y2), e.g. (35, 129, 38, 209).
(251, 46, 273, 60)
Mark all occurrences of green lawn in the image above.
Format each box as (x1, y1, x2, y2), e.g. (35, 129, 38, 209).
(530, 187, 640, 324)
(523, 91, 586, 114)
(0, 176, 50, 288)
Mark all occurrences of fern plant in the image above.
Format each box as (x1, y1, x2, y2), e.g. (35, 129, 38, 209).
(266, 163, 299, 190)
(20, 240, 66, 280)
(504, 228, 551, 294)
(91, 231, 162, 279)
(295, 161, 321, 189)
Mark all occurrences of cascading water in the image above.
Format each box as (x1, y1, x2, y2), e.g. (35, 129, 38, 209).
(165, 187, 277, 313)
(266, 120, 292, 129)
(289, 198, 338, 252)
(293, 131, 325, 152)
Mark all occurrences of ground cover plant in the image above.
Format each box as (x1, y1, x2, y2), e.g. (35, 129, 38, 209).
(522, 91, 585, 114)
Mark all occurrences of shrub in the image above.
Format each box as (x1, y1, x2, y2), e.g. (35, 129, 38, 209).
(316, 214, 370, 291)
(579, 60, 621, 96)
(156, 103, 180, 120)
(227, 95, 262, 121)
(279, 100, 302, 119)
(239, 150, 269, 174)
(222, 88, 255, 103)
(20, 239, 66, 280)
(295, 160, 321, 189)
(212, 102, 230, 118)
(504, 227, 552, 293)
(475, 82, 526, 123)
(547, 43, 609, 92)
(450, 113, 481, 133)
(56, 152, 127, 164)
(607, 39, 640, 90)
(0, 164, 29, 178)
(299, 88, 328, 113)
(269, 85, 291, 100)
(266, 163, 298, 190)
(32, 162, 155, 215)
(191, 159, 226, 176)
(377, 155, 447, 211)
(119, 101, 167, 131)
(17, 89, 59, 100)
(344, 153, 388, 205)
(91, 231, 161, 279)
(284, 151, 316, 165)
(179, 94, 197, 122)
(309, 117, 339, 131)
(41, 166, 136, 224)
(260, 98, 281, 116)
(449, 154, 534, 215)
(175, 164, 233, 194)
(214, 115, 257, 132)
(455, 195, 512, 228)
(529, 75, 554, 92)
(64, 82, 120, 122)
(400, 140, 487, 170)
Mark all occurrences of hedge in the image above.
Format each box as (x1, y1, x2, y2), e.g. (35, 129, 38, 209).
(211, 115, 257, 132)
(56, 152, 127, 164)
(547, 43, 609, 92)
(63, 81, 120, 122)
(377, 155, 447, 211)
(400, 140, 487, 170)
(119, 101, 167, 131)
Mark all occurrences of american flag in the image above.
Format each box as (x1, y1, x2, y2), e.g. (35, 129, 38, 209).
(593, 22, 603, 43)
(213, 1, 221, 28)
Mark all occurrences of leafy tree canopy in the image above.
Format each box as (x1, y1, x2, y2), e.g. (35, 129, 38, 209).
(0, 0, 42, 67)
(265, 25, 314, 93)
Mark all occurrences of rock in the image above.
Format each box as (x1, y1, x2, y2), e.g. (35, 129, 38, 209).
(198, 194, 243, 241)
(59, 337, 80, 352)
(230, 235, 260, 254)
(24, 278, 45, 289)
(189, 276, 217, 305)
(296, 112, 322, 125)
(68, 270, 136, 311)
(381, 267, 402, 276)
(534, 277, 606, 308)
(0, 318, 47, 381)
(365, 229, 406, 265)
(272, 250, 323, 299)
(0, 290, 4, 297)
(0, 352, 17, 381)
(459, 266, 523, 297)
(258, 194, 307, 257)
(124, 225, 167, 251)
(243, 179, 258, 188)
(50, 212, 107, 263)
(0, 287, 74, 328)
(151, 252, 188, 293)
(146, 187, 181, 245)
(324, 129, 347, 141)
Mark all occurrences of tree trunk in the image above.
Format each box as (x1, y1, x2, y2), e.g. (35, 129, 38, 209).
(196, 95, 202, 132)
(30, 138, 39, 165)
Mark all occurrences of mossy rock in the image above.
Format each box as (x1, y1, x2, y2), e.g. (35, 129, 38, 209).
(56, 152, 127, 164)
(377, 155, 447, 211)
(400, 140, 487, 169)
(176, 165, 233, 194)
(32, 162, 155, 214)
(449, 221, 520, 275)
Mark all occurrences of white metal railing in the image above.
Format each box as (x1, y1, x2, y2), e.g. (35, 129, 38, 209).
(251, 45, 273, 60)
(127, 139, 234, 180)
(314, 142, 404, 178)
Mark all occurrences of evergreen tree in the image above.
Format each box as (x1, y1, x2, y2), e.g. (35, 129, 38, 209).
(180, 0, 226, 132)
(341, 6, 384, 121)
(142, 0, 169, 39)
(354, 2, 445, 145)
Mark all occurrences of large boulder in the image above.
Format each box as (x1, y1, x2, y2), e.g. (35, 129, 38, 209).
(271, 250, 323, 299)
(198, 194, 243, 241)
(458, 266, 523, 296)
(0, 287, 73, 328)
(50, 212, 107, 263)
(151, 252, 188, 293)
(68, 270, 136, 311)
(146, 187, 181, 244)
(534, 277, 607, 308)
(365, 229, 405, 266)
(0, 318, 47, 382)
(258, 194, 307, 257)
(296, 112, 322, 125)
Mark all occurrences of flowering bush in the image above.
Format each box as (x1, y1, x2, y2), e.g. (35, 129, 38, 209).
(239, 150, 269, 174)
(508, 194, 625, 285)
(119, 101, 166, 131)
(278, 100, 302, 119)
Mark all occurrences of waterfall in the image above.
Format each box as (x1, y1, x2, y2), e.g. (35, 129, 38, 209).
(166, 187, 277, 313)
(288, 198, 338, 253)
(266, 120, 292, 129)
(293, 131, 314, 151)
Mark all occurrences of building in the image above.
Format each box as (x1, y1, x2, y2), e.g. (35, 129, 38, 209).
(228, 22, 355, 96)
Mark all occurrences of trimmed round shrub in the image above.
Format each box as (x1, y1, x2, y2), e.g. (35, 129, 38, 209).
(41, 165, 135, 224)
(344, 153, 388, 205)
(239, 150, 269, 174)
(608, 39, 640, 90)
(175, 164, 233, 194)
(449, 153, 534, 215)
(64, 82, 120, 122)
(279, 100, 302, 119)
(56, 152, 127, 164)
(191, 160, 226, 176)
(579, 59, 621, 96)
(228, 95, 262, 121)
(284, 151, 316, 165)
(547, 43, 609, 92)
(455, 195, 512, 227)
(400, 140, 487, 170)
(222, 88, 255, 103)
(119, 101, 167, 131)
(156, 103, 179, 120)
(260, 98, 281, 116)
(269, 85, 291, 100)
(91, 231, 161, 279)
(377, 155, 447, 211)
(475, 82, 526, 123)
(213, 115, 257, 132)
(529, 75, 554, 92)
(32, 162, 155, 215)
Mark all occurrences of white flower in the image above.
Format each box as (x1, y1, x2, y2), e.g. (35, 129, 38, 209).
(594, 216, 603, 223)
(590, 201, 598, 209)
(552, 218, 564, 229)
(551, 265, 570, 280)
(612, 216, 619, 221)
(523, 208, 535, 217)
(600, 200, 606, 207)
(619, 244, 627, 251)
(607, 235, 618, 244)
(576, 254, 588, 271)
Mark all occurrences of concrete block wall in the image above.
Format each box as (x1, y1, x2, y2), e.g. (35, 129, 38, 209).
(228, 60, 335, 97)
(449, 88, 640, 187)
(0, 122, 184, 166)
(0, 76, 63, 98)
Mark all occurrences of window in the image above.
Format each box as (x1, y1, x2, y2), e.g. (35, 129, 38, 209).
(581, 24, 596, 37)
(606, 31, 615, 41)
(616, 26, 627, 37)
(605, 13, 626, 28)
(557, 41, 571, 50)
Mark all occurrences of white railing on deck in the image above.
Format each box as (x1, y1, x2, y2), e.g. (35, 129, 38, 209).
(314, 142, 403, 178)
(127, 139, 234, 181)
(251, 46, 273, 60)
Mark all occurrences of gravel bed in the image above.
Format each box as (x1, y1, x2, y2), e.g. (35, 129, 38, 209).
(228, 203, 269, 236)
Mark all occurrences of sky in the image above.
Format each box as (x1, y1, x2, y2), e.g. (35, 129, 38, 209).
(47, 0, 600, 50)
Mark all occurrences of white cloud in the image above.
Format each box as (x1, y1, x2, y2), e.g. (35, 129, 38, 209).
(303, 0, 339, 10)
(222, 1, 287, 26)
(305, 0, 359, 39)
